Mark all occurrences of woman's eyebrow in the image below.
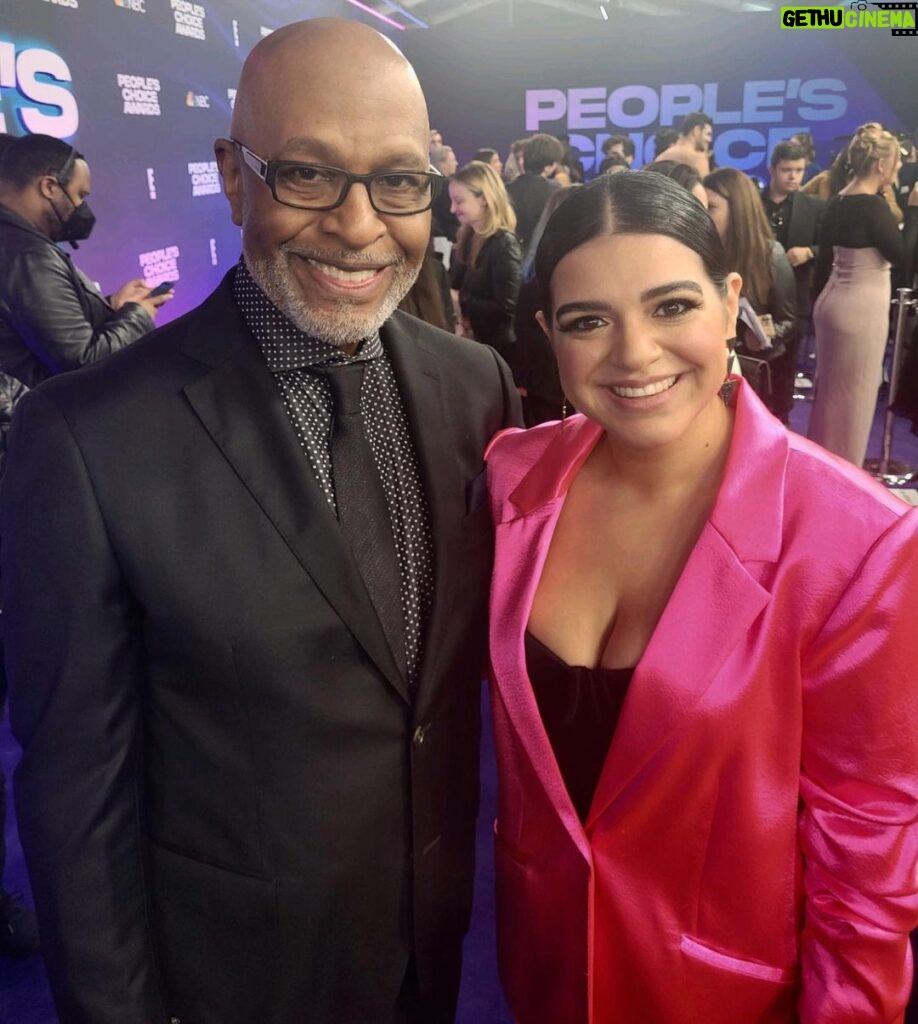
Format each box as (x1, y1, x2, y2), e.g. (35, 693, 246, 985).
(554, 300, 610, 320)
(640, 280, 703, 302)
(554, 281, 704, 321)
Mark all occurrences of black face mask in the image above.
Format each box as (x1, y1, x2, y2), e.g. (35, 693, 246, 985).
(48, 183, 96, 248)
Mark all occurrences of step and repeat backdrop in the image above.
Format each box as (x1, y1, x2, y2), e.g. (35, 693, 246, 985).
(2, 2, 915, 323)
(401, 11, 916, 181)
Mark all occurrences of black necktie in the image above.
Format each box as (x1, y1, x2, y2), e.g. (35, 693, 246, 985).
(323, 361, 406, 680)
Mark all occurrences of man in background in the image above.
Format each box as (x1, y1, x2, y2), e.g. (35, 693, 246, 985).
(506, 132, 564, 253)
(430, 143, 460, 242)
(601, 134, 635, 170)
(0, 134, 170, 387)
(655, 112, 714, 176)
(2, 18, 519, 1024)
(761, 139, 825, 422)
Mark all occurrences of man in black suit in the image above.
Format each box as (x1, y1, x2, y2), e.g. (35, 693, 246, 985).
(0, 18, 520, 1024)
(506, 133, 563, 255)
(760, 139, 825, 422)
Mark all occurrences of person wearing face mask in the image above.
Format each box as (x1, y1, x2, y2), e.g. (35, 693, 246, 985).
(0, 133, 171, 388)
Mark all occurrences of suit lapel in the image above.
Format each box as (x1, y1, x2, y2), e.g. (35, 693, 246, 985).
(383, 316, 465, 709)
(180, 279, 408, 702)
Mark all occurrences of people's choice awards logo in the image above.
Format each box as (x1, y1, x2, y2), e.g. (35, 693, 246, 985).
(117, 74, 161, 116)
(172, 0, 207, 41)
(139, 245, 180, 287)
(188, 160, 220, 197)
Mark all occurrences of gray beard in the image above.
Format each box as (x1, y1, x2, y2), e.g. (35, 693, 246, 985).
(244, 245, 420, 349)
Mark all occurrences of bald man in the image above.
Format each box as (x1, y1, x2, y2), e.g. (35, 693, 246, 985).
(1, 19, 520, 1024)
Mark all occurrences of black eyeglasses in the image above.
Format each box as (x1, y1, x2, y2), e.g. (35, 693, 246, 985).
(231, 139, 443, 215)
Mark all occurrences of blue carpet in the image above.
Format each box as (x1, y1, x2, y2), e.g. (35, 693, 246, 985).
(2, 393, 917, 1023)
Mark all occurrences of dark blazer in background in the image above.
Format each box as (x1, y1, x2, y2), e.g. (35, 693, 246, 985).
(449, 229, 522, 365)
(506, 173, 559, 254)
(0, 271, 521, 1024)
(783, 191, 826, 318)
(513, 275, 565, 425)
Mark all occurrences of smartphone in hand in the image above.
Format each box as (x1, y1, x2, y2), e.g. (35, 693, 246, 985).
(149, 280, 176, 297)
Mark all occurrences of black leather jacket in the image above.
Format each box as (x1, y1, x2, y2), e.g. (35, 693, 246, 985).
(449, 228, 522, 362)
(0, 205, 154, 387)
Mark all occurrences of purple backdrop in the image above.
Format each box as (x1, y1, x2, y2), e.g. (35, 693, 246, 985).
(2, 3, 915, 325)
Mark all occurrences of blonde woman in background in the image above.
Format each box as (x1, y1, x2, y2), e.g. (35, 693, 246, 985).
(808, 124, 904, 466)
(802, 124, 904, 224)
(449, 161, 522, 366)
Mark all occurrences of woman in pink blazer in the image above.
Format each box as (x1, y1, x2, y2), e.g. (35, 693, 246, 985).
(486, 172, 918, 1024)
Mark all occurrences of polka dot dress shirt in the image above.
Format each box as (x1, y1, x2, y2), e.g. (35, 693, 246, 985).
(233, 261, 433, 689)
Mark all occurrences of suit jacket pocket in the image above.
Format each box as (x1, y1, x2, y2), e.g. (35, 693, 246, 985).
(680, 934, 794, 985)
(149, 839, 278, 928)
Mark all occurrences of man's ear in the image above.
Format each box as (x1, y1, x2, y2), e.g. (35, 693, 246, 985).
(214, 138, 244, 228)
(37, 175, 59, 201)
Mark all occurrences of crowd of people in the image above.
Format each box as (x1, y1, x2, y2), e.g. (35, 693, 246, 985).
(423, 118, 918, 448)
(0, 16, 916, 1024)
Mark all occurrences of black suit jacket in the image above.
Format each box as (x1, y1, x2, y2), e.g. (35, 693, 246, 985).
(0, 272, 521, 1024)
(506, 173, 559, 254)
(783, 191, 826, 318)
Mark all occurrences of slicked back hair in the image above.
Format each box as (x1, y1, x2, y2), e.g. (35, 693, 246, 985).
(535, 171, 728, 318)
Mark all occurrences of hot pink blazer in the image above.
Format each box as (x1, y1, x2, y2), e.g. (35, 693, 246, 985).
(486, 380, 918, 1024)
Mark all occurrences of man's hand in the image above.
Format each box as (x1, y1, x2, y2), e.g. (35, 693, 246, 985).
(785, 246, 813, 268)
(136, 291, 173, 321)
(110, 279, 153, 311)
(111, 279, 174, 321)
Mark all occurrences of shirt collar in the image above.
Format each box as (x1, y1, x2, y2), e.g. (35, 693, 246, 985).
(764, 189, 794, 209)
(232, 258, 382, 371)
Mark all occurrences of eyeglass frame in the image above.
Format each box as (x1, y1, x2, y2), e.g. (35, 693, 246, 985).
(229, 138, 444, 216)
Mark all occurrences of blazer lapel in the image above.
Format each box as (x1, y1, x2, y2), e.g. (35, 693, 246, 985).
(179, 279, 408, 702)
(491, 419, 605, 860)
(383, 316, 466, 708)
(492, 385, 788, 841)
(586, 383, 787, 826)
(584, 525, 770, 827)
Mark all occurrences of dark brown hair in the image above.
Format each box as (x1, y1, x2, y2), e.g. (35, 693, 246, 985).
(703, 167, 774, 309)
(535, 172, 729, 317)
